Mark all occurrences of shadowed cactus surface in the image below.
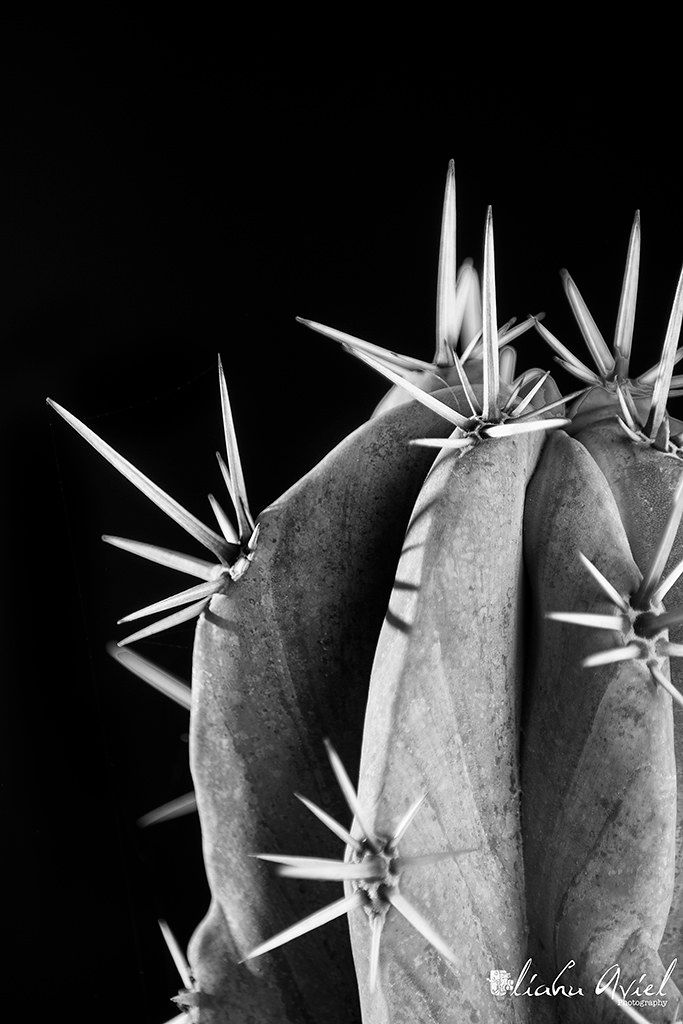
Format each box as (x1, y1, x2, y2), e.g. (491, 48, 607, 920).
(48, 163, 683, 1024)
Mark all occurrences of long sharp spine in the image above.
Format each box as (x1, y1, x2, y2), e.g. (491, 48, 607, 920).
(217, 356, 255, 541)
(561, 269, 615, 377)
(107, 644, 192, 709)
(159, 919, 192, 989)
(241, 892, 362, 962)
(47, 398, 229, 560)
(117, 598, 210, 647)
(613, 210, 641, 370)
(481, 206, 499, 420)
(102, 535, 220, 581)
(434, 159, 457, 367)
(138, 791, 198, 828)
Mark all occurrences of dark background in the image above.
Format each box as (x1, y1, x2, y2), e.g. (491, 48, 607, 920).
(3, 22, 682, 1022)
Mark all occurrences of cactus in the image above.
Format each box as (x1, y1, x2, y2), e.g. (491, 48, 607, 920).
(47, 163, 683, 1023)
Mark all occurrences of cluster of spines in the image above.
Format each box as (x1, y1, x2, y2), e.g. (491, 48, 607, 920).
(549, 477, 683, 707)
(243, 739, 474, 994)
(534, 209, 683, 454)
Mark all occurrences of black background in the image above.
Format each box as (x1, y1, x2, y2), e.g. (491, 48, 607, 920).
(3, 21, 683, 1023)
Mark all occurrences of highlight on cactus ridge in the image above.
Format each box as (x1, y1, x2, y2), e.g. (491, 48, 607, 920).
(46, 161, 683, 1023)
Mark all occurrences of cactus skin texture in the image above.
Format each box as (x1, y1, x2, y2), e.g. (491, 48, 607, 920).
(523, 431, 680, 1022)
(46, 171, 683, 1024)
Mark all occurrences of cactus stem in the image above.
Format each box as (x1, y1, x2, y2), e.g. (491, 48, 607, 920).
(561, 269, 615, 378)
(117, 597, 210, 647)
(159, 919, 193, 989)
(102, 535, 221, 581)
(294, 793, 365, 854)
(368, 915, 384, 993)
(107, 644, 192, 708)
(240, 892, 363, 963)
(582, 644, 642, 668)
(577, 552, 630, 611)
(118, 579, 222, 624)
(323, 739, 379, 853)
(613, 210, 641, 371)
(138, 791, 197, 828)
(546, 611, 627, 631)
(385, 891, 457, 965)
(207, 493, 240, 545)
(391, 793, 427, 845)
(649, 664, 683, 707)
(434, 158, 458, 368)
(46, 398, 229, 561)
(481, 206, 499, 421)
(635, 477, 683, 606)
(217, 356, 255, 542)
